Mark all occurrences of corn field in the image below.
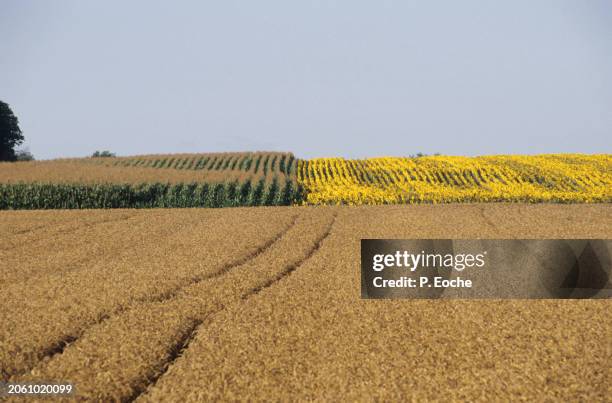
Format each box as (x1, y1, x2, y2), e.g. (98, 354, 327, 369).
(0, 180, 301, 209)
(0, 152, 302, 209)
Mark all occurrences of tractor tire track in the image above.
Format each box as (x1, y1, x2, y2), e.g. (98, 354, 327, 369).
(1, 212, 188, 286)
(8, 224, 49, 237)
(243, 213, 336, 298)
(2, 308, 128, 382)
(141, 214, 299, 303)
(130, 214, 336, 402)
(124, 319, 204, 402)
(3, 215, 299, 383)
(1, 213, 139, 253)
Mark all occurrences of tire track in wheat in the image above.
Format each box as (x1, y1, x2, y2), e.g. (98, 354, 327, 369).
(128, 213, 336, 402)
(243, 213, 336, 298)
(14, 212, 334, 401)
(1, 213, 138, 252)
(2, 215, 298, 383)
(141, 215, 299, 303)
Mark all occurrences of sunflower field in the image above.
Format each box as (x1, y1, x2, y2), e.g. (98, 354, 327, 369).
(297, 154, 611, 204)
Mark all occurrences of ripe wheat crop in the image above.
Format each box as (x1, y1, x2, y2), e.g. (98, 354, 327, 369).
(1, 205, 610, 401)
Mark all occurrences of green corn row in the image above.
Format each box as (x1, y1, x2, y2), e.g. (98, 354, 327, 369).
(0, 179, 305, 210)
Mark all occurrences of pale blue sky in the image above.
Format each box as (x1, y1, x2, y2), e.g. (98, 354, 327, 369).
(1, 0, 611, 159)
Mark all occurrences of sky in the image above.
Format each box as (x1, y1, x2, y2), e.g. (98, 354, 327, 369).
(1, 0, 611, 160)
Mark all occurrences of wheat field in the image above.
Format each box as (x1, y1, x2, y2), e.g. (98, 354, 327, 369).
(1, 204, 610, 401)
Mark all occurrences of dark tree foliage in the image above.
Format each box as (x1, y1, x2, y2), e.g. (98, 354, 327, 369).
(0, 101, 24, 161)
(16, 149, 35, 161)
(92, 150, 116, 158)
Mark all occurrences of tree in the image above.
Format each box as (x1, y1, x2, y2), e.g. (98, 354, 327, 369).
(0, 101, 24, 161)
(92, 150, 116, 158)
(16, 148, 35, 161)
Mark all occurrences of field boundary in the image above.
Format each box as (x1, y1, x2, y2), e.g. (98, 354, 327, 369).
(1, 153, 609, 208)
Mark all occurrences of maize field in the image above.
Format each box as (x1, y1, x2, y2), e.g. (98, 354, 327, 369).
(0, 152, 303, 209)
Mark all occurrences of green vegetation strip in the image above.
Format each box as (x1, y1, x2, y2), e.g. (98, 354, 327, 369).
(0, 180, 305, 210)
